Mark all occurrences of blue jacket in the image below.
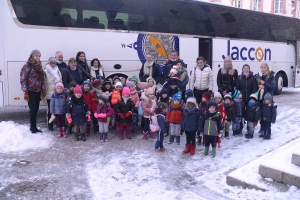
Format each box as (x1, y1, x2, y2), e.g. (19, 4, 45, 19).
(50, 91, 68, 114)
(261, 102, 277, 123)
(67, 96, 89, 125)
(156, 112, 168, 134)
(181, 107, 202, 132)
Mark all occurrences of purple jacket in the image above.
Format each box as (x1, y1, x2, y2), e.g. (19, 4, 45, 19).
(20, 62, 46, 92)
(95, 103, 114, 123)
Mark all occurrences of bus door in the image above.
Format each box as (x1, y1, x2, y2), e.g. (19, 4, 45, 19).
(0, 0, 4, 106)
(179, 37, 199, 74)
(199, 38, 212, 66)
(295, 41, 300, 88)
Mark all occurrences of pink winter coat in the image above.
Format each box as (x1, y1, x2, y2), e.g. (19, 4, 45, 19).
(130, 90, 140, 108)
(141, 92, 157, 118)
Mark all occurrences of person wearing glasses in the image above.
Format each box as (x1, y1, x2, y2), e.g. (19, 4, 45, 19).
(189, 56, 213, 104)
(76, 51, 93, 81)
(44, 57, 62, 131)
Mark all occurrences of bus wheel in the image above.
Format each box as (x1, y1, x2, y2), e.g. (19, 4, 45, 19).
(274, 73, 283, 95)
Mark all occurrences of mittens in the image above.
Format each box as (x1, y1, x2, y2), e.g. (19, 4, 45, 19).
(99, 113, 107, 118)
(67, 116, 72, 124)
(87, 114, 91, 122)
(94, 113, 98, 118)
(125, 112, 131, 117)
(118, 113, 125, 118)
(49, 114, 56, 123)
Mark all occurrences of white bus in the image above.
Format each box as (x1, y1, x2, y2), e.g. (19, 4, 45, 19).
(1, 0, 300, 107)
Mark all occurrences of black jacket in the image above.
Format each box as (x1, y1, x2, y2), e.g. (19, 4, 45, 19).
(139, 62, 160, 82)
(76, 62, 91, 81)
(217, 68, 238, 94)
(68, 66, 85, 85)
(245, 102, 261, 122)
(224, 103, 235, 121)
(163, 59, 185, 80)
(116, 98, 135, 124)
(236, 72, 258, 104)
(60, 68, 75, 88)
(261, 102, 277, 123)
(57, 62, 68, 70)
(233, 99, 244, 117)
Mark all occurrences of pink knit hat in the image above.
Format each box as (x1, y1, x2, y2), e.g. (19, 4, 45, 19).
(145, 88, 154, 96)
(55, 82, 64, 89)
(74, 85, 82, 94)
(122, 87, 130, 96)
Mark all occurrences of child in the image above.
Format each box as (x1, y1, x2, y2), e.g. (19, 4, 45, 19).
(167, 91, 184, 145)
(213, 92, 227, 137)
(113, 76, 121, 85)
(137, 82, 149, 95)
(164, 68, 181, 98)
(120, 77, 126, 87)
(245, 93, 261, 139)
(223, 94, 235, 139)
(50, 83, 68, 137)
(157, 88, 170, 104)
(182, 97, 202, 155)
(141, 88, 157, 140)
(146, 77, 157, 93)
(66, 85, 90, 141)
(203, 101, 222, 158)
(111, 81, 123, 130)
(230, 90, 244, 136)
(116, 87, 135, 140)
(183, 89, 193, 105)
(197, 91, 211, 144)
(260, 93, 277, 140)
(82, 79, 98, 135)
(94, 94, 114, 142)
(126, 81, 139, 133)
(92, 79, 103, 96)
(154, 102, 169, 154)
(65, 81, 76, 134)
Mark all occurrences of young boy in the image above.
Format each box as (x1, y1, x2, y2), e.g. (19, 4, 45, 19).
(181, 97, 202, 155)
(260, 93, 277, 140)
(197, 91, 211, 144)
(230, 90, 244, 136)
(203, 101, 221, 158)
(166, 91, 184, 145)
(92, 79, 103, 96)
(223, 93, 235, 139)
(158, 88, 170, 104)
(245, 92, 261, 139)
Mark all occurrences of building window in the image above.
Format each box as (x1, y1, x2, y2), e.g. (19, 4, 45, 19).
(274, 0, 284, 14)
(252, 0, 261, 11)
(233, 0, 240, 8)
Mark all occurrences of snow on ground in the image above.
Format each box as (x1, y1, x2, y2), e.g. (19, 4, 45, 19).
(87, 104, 300, 200)
(0, 121, 53, 153)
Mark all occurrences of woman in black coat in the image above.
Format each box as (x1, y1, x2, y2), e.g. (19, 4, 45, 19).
(76, 51, 92, 80)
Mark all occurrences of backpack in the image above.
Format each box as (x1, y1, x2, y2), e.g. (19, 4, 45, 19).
(149, 114, 165, 132)
(138, 100, 146, 116)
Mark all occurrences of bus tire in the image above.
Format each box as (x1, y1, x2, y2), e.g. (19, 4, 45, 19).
(274, 73, 283, 95)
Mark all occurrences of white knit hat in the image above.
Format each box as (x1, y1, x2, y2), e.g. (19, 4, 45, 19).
(170, 68, 178, 75)
(186, 97, 197, 107)
(214, 92, 222, 99)
(114, 81, 123, 88)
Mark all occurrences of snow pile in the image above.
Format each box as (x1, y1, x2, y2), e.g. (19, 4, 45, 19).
(0, 121, 53, 153)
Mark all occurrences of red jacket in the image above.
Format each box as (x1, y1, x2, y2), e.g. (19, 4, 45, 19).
(166, 102, 184, 124)
(82, 88, 97, 112)
(217, 102, 227, 121)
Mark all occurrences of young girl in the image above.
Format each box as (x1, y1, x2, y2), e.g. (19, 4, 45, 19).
(82, 79, 97, 135)
(120, 77, 126, 87)
(94, 94, 114, 142)
(141, 88, 157, 140)
(146, 77, 157, 93)
(157, 88, 170, 104)
(50, 83, 68, 137)
(197, 91, 211, 144)
(92, 79, 103, 97)
(126, 81, 139, 133)
(116, 87, 135, 140)
(67, 85, 90, 141)
(182, 97, 202, 155)
(213, 92, 227, 137)
(111, 81, 123, 130)
(154, 102, 168, 154)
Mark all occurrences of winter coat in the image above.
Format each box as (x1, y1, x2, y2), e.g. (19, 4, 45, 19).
(203, 111, 221, 136)
(255, 71, 276, 103)
(164, 77, 181, 97)
(166, 102, 184, 124)
(67, 66, 85, 85)
(181, 107, 202, 132)
(67, 96, 89, 125)
(233, 99, 244, 118)
(60, 67, 75, 89)
(156, 111, 168, 134)
(217, 102, 227, 121)
(64, 88, 74, 99)
(139, 62, 160, 82)
(178, 68, 189, 87)
(111, 90, 121, 106)
(89, 65, 105, 79)
(76, 62, 91, 81)
(236, 72, 258, 104)
(189, 65, 213, 91)
(130, 90, 140, 108)
(116, 97, 135, 123)
(141, 92, 157, 118)
(44, 64, 62, 99)
(82, 88, 97, 113)
(261, 102, 277, 123)
(57, 62, 68, 70)
(50, 91, 68, 115)
(198, 102, 207, 122)
(94, 103, 114, 123)
(217, 68, 238, 94)
(20, 62, 46, 93)
(163, 59, 185, 80)
(246, 102, 261, 122)
(224, 102, 235, 121)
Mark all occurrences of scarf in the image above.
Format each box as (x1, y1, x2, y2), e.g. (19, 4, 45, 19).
(143, 61, 154, 77)
(224, 63, 233, 71)
(45, 64, 60, 83)
(248, 101, 257, 108)
(28, 57, 44, 81)
(78, 60, 88, 71)
(71, 95, 84, 104)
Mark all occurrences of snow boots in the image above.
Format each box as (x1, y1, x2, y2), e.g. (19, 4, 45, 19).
(74, 133, 79, 141)
(203, 147, 209, 156)
(211, 147, 216, 158)
(150, 132, 155, 139)
(190, 145, 196, 155)
(143, 132, 148, 140)
(183, 144, 191, 154)
(168, 135, 175, 144)
(104, 133, 108, 141)
(263, 132, 271, 140)
(175, 136, 180, 145)
(86, 125, 90, 136)
(100, 133, 104, 142)
(225, 132, 229, 139)
(81, 133, 86, 141)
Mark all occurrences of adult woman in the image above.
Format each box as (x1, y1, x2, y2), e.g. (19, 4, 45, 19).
(67, 58, 84, 85)
(139, 54, 160, 82)
(76, 51, 92, 80)
(20, 50, 46, 133)
(189, 57, 213, 104)
(90, 58, 105, 79)
(44, 57, 62, 131)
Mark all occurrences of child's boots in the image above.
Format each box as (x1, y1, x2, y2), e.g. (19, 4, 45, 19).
(211, 147, 216, 158)
(190, 145, 196, 155)
(183, 144, 191, 154)
(203, 147, 209, 156)
(104, 133, 108, 141)
(175, 136, 180, 145)
(100, 133, 104, 142)
(168, 135, 175, 144)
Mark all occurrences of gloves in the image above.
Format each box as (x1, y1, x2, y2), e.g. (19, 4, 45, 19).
(253, 122, 258, 127)
(99, 113, 107, 118)
(125, 112, 131, 117)
(49, 114, 56, 123)
(118, 113, 125, 119)
(24, 92, 29, 102)
(41, 92, 46, 99)
(87, 114, 91, 122)
(94, 113, 98, 118)
(67, 116, 72, 124)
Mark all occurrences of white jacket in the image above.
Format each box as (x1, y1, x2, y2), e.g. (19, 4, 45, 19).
(44, 64, 62, 99)
(189, 65, 213, 91)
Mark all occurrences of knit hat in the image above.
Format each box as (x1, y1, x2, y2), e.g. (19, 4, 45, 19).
(92, 79, 102, 88)
(242, 64, 250, 70)
(202, 91, 211, 101)
(126, 81, 135, 88)
(69, 81, 76, 88)
(114, 81, 123, 88)
(55, 82, 64, 89)
(213, 92, 222, 99)
(122, 87, 130, 96)
(249, 92, 258, 101)
(74, 85, 82, 94)
(170, 68, 178, 75)
(224, 93, 232, 100)
(30, 49, 41, 57)
(185, 89, 193, 99)
(186, 97, 197, 107)
(207, 100, 218, 109)
(103, 80, 112, 87)
(230, 90, 241, 99)
(146, 77, 156, 84)
(168, 78, 178, 86)
(139, 82, 149, 90)
(264, 93, 272, 101)
(160, 88, 169, 95)
(131, 76, 139, 82)
(145, 88, 154, 96)
(172, 91, 182, 102)
(83, 79, 92, 88)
